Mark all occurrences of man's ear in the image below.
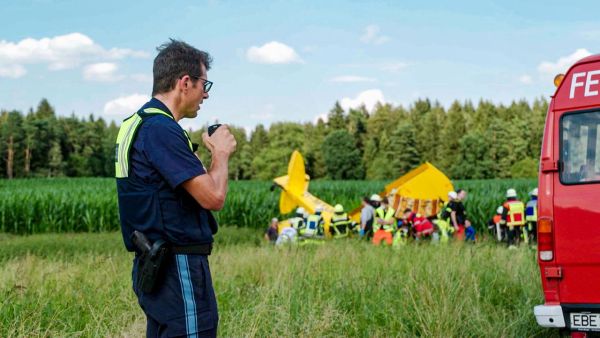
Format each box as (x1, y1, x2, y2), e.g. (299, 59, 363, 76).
(178, 75, 191, 92)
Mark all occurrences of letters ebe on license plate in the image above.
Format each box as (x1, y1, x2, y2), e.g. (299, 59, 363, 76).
(571, 313, 600, 331)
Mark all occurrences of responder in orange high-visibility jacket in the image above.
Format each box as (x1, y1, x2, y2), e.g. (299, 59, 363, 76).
(501, 188, 525, 249)
(372, 197, 395, 246)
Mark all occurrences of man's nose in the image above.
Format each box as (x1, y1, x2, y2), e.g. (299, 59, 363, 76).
(204, 92, 209, 100)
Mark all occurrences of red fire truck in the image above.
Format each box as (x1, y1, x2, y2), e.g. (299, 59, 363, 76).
(534, 54, 600, 337)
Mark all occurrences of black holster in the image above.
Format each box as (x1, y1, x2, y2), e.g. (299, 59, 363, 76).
(132, 231, 169, 294)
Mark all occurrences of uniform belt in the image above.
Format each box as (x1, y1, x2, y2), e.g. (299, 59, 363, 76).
(170, 243, 213, 255)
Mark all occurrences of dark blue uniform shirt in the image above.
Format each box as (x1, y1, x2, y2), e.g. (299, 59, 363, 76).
(117, 98, 216, 251)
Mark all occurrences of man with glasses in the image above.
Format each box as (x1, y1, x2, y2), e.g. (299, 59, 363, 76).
(116, 39, 236, 337)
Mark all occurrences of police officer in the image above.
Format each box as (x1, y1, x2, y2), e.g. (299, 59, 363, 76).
(115, 40, 236, 337)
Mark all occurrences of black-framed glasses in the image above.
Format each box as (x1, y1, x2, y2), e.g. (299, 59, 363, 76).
(190, 75, 213, 93)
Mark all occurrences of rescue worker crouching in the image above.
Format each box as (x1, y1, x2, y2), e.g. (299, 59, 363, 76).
(372, 197, 396, 246)
(329, 204, 354, 239)
(288, 207, 306, 230)
(299, 205, 325, 245)
(501, 188, 526, 249)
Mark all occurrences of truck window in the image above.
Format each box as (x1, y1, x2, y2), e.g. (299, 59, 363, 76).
(561, 111, 600, 184)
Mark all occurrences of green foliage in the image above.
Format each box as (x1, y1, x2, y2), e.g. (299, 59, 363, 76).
(322, 129, 364, 179)
(454, 131, 494, 179)
(511, 158, 539, 178)
(1, 97, 548, 180)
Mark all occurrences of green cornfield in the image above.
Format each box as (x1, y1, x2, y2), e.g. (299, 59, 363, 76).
(0, 178, 536, 234)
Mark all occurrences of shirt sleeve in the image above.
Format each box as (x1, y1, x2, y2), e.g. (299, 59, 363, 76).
(141, 118, 206, 189)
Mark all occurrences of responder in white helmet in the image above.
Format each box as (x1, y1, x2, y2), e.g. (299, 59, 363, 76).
(506, 188, 517, 199)
(501, 188, 525, 248)
(289, 207, 306, 230)
(330, 204, 354, 239)
(301, 205, 325, 242)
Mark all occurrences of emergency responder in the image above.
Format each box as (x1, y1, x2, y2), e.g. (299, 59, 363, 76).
(501, 188, 526, 249)
(373, 197, 396, 246)
(301, 205, 325, 239)
(487, 206, 504, 242)
(525, 188, 538, 244)
(393, 216, 410, 246)
(288, 207, 306, 230)
(456, 189, 475, 242)
(360, 195, 376, 240)
(276, 226, 298, 246)
(405, 209, 434, 240)
(115, 40, 235, 337)
(329, 204, 353, 239)
(433, 191, 456, 243)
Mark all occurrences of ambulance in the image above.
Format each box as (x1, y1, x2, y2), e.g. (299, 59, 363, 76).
(534, 54, 600, 337)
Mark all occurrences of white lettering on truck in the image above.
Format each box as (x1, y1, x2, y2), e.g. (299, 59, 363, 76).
(570, 70, 600, 99)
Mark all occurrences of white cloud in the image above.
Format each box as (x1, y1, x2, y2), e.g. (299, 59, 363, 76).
(360, 25, 390, 45)
(538, 49, 592, 77)
(83, 62, 122, 82)
(313, 113, 328, 124)
(246, 41, 303, 64)
(519, 74, 533, 85)
(0, 64, 26, 78)
(0, 33, 148, 78)
(330, 75, 376, 83)
(103, 94, 149, 118)
(340, 89, 386, 112)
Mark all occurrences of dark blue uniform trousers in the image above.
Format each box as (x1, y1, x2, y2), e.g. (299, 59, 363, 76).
(133, 254, 218, 337)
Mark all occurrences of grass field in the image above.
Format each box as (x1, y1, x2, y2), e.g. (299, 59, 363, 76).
(0, 228, 557, 337)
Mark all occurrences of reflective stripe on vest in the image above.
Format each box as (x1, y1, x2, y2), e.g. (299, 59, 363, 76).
(115, 107, 193, 178)
(375, 207, 395, 232)
(289, 217, 304, 229)
(437, 202, 452, 222)
(331, 213, 350, 237)
(506, 200, 525, 226)
(525, 199, 537, 222)
(304, 214, 322, 236)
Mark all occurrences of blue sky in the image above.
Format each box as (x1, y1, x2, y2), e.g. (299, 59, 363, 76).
(2, 0, 600, 132)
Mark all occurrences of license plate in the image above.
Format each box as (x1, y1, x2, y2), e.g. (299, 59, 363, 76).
(570, 313, 600, 331)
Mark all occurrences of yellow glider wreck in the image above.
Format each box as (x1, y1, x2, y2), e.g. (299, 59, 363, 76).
(349, 162, 454, 222)
(273, 150, 334, 235)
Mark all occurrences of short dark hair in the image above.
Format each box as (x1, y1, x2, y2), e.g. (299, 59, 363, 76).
(403, 208, 412, 213)
(152, 39, 212, 96)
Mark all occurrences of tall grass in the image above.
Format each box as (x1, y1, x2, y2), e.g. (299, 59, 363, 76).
(0, 178, 536, 234)
(0, 231, 555, 337)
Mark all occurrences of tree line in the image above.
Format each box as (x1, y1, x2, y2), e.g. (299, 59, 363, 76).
(1, 97, 547, 180)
